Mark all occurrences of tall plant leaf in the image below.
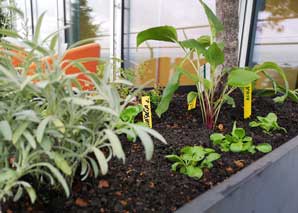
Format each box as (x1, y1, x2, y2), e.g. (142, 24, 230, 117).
(137, 26, 178, 47)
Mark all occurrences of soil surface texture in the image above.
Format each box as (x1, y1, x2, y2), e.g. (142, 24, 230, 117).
(3, 89, 298, 213)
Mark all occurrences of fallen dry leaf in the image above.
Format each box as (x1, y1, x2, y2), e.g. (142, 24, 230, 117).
(98, 180, 110, 189)
(225, 166, 234, 174)
(75, 198, 89, 207)
(234, 160, 245, 168)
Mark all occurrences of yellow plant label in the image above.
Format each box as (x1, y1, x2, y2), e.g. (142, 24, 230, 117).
(244, 84, 252, 119)
(188, 97, 197, 110)
(141, 96, 152, 128)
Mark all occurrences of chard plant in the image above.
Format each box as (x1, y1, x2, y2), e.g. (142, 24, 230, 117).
(136, 0, 289, 129)
(249, 112, 286, 134)
(166, 146, 220, 179)
(210, 122, 272, 154)
(0, 10, 166, 204)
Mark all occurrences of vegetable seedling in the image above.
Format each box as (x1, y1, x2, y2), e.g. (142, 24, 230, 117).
(210, 122, 272, 154)
(166, 146, 221, 179)
(249, 112, 286, 135)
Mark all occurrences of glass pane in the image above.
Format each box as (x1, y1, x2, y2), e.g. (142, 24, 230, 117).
(123, 0, 214, 87)
(252, 0, 298, 89)
(68, 0, 111, 58)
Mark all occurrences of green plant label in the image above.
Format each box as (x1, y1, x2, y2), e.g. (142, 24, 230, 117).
(142, 96, 152, 128)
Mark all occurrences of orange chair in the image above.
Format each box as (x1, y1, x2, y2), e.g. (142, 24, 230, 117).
(26, 43, 100, 90)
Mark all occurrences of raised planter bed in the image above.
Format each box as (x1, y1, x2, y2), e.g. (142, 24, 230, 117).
(2, 90, 298, 212)
(177, 134, 298, 213)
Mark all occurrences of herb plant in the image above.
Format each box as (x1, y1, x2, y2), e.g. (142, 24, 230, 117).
(136, 0, 289, 129)
(0, 11, 166, 204)
(166, 146, 220, 179)
(210, 122, 272, 154)
(249, 112, 286, 134)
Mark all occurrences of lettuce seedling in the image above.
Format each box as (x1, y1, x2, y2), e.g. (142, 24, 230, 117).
(166, 146, 220, 179)
(210, 122, 272, 154)
(249, 112, 286, 134)
(120, 105, 143, 123)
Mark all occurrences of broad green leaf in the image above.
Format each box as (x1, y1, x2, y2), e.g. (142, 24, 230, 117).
(267, 113, 277, 122)
(180, 39, 206, 54)
(206, 153, 221, 162)
(233, 128, 245, 139)
(253, 62, 289, 103)
(205, 43, 224, 69)
(210, 133, 225, 142)
(256, 143, 272, 153)
(137, 26, 177, 47)
(187, 91, 198, 104)
(50, 152, 72, 176)
(105, 129, 125, 162)
(230, 142, 243, 153)
(0, 120, 12, 141)
(197, 35, 211, 48)
(36, 116, 53, 143)
(156, 68, 182, 117)
(186, 166, 203, 179)
(223, 95, 236, 108)
(228, 69, 259, 87)
(166, 155, 182, 162)
(92, 147, 108, 175)
(198, 0, 224, 39)
(249, 121, 260, 127)
(171, 162, 182, 171)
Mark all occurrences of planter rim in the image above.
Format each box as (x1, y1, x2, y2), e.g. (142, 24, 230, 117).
(176, 134, 298, 213)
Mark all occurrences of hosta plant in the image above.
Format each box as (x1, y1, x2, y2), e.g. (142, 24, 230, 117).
(210, 122, 272, 154)
(249, 112, 286, 134)
(0, 11, 166, 204)
(137, 0, 289, 129)
(166, 146, 220, 179)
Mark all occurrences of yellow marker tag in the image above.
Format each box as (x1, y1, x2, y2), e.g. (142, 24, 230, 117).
(188, 96, 197, 110)
(244, 84, 252, 119)
(141, 96, 152, 128)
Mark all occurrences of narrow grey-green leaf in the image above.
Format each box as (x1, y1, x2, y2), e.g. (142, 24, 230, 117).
(105, 129, 125, 162)
(92, 147, 108, 175)
(0, 120, 12, 141)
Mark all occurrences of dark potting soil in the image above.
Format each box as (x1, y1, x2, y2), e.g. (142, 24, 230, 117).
(3, 89, 298, 213)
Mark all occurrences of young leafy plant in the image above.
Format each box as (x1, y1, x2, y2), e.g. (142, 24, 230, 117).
(210, 122, 272, 154)
(0, 9, 167, 204)
(136, 0, 289, 129)
(249, 112, 286, 134)
(120, 104, 143, 123)
(166, 146, 220, 179)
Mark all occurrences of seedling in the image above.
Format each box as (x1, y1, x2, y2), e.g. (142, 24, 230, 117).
(249, 112, 286, 134)
(120, 105, 143, 123)
(166, 146, 221, 179)
(210, 122, 272, 154)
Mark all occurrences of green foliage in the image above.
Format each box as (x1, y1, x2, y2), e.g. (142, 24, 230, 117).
(210, 122, 272, 154)
(0, 11, 166, 204)
(120, 105, 143, 123)
(137, 0, 289, 129)
(166, 146, 220, 179)
(249, 112, 286, 134)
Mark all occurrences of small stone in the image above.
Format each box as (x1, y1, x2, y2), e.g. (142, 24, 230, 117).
(6, 209, 13, 213)
(149, 181, 155, 188)
(218, 123, 224, 132)
(98, 180, 109, 189)
(115, 191, 122, 196)
(120, 200, 128, 206)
